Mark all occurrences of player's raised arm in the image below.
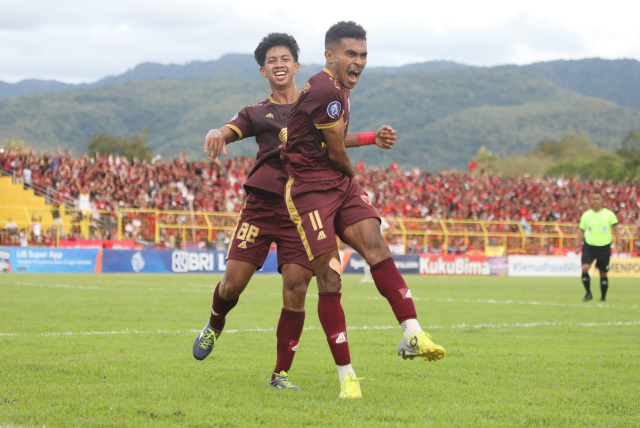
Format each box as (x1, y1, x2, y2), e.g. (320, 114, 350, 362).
(322, 118, 355, 178)
(203, 127, 237, 161)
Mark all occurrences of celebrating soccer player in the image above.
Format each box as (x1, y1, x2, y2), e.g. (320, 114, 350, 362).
(281, 21, 445, 399)
(192, 33, 312, 390)
(192, 32, 399, 392)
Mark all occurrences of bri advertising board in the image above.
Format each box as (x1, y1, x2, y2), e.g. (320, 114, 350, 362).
(100, 249, 278, 273)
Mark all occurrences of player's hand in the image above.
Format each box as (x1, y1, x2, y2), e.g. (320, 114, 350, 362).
(204, 129, 228, 160)
(375, 125, 397, 149)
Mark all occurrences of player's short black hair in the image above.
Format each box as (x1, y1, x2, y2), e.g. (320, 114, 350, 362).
(254, 33, 300, 67)
(325, 21, 367, 49)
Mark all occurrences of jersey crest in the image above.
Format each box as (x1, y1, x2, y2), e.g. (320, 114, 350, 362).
(327, 101, 341, 119)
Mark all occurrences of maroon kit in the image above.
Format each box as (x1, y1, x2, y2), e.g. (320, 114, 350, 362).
(225, 95, 312, 271)
(281, 67, 379, 260)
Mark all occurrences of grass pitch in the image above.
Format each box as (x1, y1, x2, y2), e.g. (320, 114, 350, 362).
(1, 273, 639, 427)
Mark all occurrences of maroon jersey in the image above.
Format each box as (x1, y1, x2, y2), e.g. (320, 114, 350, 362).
(281, 67, 350, 181)
(225, 94, 299, 196)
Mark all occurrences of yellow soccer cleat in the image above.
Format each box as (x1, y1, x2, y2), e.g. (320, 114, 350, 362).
(339, 373, 362, 399)
(398, 331, 445, 362)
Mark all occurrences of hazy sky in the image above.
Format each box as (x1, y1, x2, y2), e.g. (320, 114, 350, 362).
(1, 0, 639, 84)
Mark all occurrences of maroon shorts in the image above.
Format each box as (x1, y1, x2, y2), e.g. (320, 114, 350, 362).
(227, 192, 313, 272)
(285, 175, 379, 261)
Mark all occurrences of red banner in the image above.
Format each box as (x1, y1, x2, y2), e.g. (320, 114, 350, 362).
(58, 239, 137, 249)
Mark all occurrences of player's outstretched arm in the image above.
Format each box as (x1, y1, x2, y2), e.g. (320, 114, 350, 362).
(344, 125, 397, 149)
(323, 119, 355, 178)
(204, 127, 237, 161)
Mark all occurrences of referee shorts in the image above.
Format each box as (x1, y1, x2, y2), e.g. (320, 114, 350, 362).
(581, 243, 612, 272)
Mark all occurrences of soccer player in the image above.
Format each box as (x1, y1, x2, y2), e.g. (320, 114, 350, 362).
(577, 191, 621, 302)
(192, 33, 396, 391)
(281, 21, 445, 399)
(192, 33, 312, 390)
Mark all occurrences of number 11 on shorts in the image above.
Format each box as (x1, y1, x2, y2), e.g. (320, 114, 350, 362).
(309, 210, 323, 231)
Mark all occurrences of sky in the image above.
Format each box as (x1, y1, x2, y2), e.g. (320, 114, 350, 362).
(1, 0, 639, 84)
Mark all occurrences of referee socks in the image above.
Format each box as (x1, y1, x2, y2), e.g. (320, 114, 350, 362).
(600, 278, 609, 301)
(581, 273, 592, 299)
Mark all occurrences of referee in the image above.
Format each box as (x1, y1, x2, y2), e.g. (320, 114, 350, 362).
(577, 191, 621, 302)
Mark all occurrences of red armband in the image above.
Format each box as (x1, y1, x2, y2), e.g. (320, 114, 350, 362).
(358, 132, 376, 146)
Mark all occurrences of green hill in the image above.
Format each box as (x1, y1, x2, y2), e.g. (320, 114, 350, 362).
(1, 61, 639, 170)
(516, 58, 640, 110)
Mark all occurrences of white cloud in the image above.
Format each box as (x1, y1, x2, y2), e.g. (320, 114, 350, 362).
(0, 0, 639, 83)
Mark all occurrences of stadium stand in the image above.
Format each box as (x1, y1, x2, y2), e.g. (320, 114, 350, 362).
(1, 146, 638, 253)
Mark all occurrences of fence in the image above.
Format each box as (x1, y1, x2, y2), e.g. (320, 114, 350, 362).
(386, 218, 639, 255)
(2, 206, 638, 254)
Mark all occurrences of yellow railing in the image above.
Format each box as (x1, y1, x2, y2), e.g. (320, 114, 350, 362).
(1, 206, 638, 253)
(386, 218, 639, 254)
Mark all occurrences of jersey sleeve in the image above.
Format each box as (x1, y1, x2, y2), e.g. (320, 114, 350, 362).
(302, 81, 344, 130)
(609, 210, 619, 226)
(224, 107, 254, 141)
(579, 212, 588, 230)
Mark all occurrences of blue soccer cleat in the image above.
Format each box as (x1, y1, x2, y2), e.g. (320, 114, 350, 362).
(269, 371, 301, 390)
(192, 321, 224, 360)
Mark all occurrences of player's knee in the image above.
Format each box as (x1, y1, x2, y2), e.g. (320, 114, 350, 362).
(284, 285, 307, 311)
(361, 240, 392, 265)
(316, 267, 342, 293)
(219, 278, 246, 299)
(286, 278, 308, 298)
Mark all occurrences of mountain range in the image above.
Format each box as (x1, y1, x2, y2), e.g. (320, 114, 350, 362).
(1, 55, 639, 171)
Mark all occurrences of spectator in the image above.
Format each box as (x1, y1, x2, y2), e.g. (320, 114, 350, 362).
(5, 217, 19, 244)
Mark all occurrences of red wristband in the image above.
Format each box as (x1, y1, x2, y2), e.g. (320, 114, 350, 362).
(358, 132, 376, 146)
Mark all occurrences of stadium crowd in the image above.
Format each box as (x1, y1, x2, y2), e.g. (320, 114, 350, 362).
(2, 146, 639, 246)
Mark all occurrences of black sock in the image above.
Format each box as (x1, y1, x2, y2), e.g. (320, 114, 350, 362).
(581, 273, 591, 295)
(600, 278, 609, 300)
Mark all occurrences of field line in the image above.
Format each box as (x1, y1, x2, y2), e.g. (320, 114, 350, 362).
(10, 282, 638, 310)
(2, 321, 639, 338)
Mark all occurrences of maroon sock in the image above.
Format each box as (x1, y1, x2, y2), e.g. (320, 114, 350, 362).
(371, 257, 417, 323)
(209, 282, 238, 330)
(272, 309, 305, 378)
(317, 292, 351, 366)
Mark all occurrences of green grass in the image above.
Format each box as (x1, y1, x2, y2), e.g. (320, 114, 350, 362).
(1, 274, 639, 427)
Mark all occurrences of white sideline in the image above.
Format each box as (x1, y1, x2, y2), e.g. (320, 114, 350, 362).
(1, 320, 639, 338)
(12, 282, 639, 310)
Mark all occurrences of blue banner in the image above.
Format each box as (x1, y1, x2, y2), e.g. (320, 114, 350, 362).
(0, 247, 283, 274)
(101, 249, 219, 273)
(1, 246, 98, 273)
(100, 249, 280, 274)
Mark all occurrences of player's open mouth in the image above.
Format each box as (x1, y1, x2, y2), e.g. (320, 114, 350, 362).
(347, 70, 361, 84)
(275, 71, 287, 79)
